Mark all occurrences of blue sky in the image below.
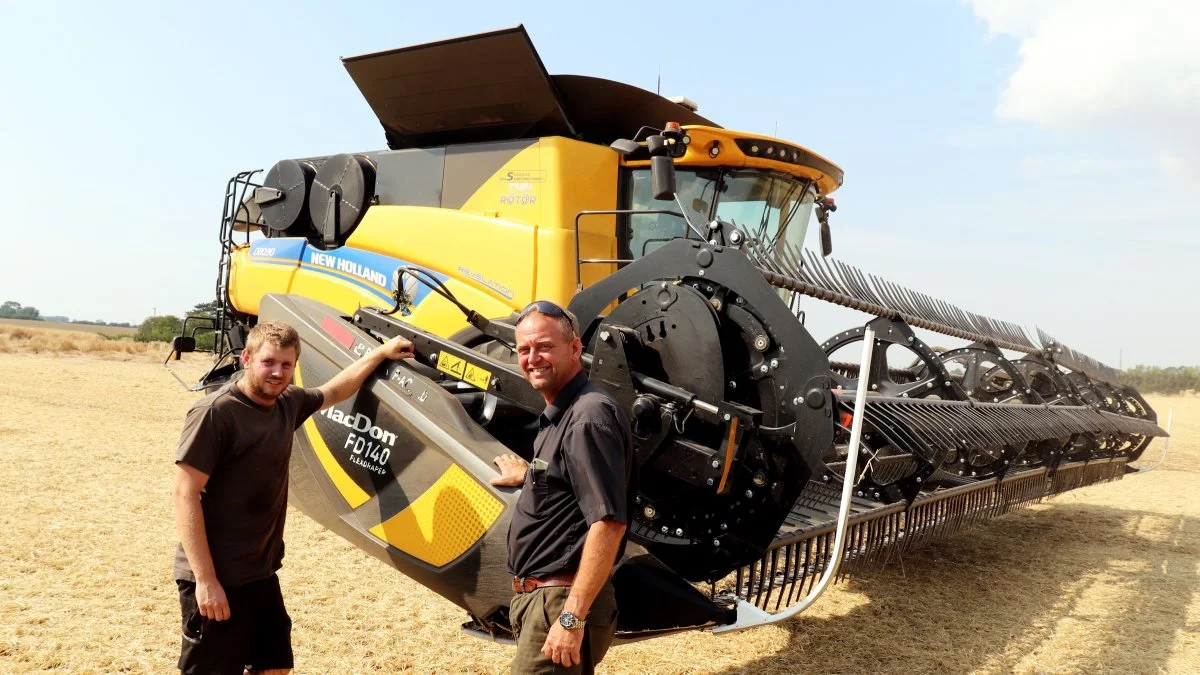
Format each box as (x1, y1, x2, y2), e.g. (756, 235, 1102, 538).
(0, 1, 1194, 367)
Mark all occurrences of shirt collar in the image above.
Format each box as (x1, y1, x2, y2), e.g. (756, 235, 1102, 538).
(540, 370, 588, 426)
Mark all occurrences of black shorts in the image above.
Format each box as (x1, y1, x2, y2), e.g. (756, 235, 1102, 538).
(177, 574, 293, 675)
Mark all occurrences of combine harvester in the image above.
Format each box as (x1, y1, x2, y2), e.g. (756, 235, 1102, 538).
(170, 27, 1167, 642)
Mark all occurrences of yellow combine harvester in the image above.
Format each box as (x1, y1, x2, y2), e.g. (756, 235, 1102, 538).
(170, 26, 1166, 642)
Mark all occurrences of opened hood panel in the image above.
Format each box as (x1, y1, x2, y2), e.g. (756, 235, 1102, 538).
(342, 25, 718, 149)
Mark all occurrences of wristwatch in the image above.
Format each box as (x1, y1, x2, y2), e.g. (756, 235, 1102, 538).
(558, 610, 585, 631)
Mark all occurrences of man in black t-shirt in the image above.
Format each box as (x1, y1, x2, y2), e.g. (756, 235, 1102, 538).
(491, 301, 633, 674)
(172, 320, 412, 675)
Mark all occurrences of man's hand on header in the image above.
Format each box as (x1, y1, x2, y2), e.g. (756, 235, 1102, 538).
(490, 453, 529, 487)
(379, 335, 415, 361)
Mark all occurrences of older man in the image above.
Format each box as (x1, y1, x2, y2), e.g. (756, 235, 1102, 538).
(491, 300, 633, 674)
(172, 320, 412, 674)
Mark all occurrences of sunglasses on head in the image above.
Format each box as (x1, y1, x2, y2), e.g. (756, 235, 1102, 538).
(517, 300, 579, 336)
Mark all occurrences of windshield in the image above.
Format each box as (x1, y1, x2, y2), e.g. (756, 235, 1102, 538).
(626, 168, 816, 259)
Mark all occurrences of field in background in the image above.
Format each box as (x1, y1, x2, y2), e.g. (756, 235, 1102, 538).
(0, 321, 158, 358)
(0, 343, 1195, 674)
(0, 318, 137, 337)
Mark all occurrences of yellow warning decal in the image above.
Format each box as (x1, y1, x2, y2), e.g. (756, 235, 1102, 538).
(436, 352, 492, 390)
(369, 464, 504, 567)
(294, 364, 371, 509)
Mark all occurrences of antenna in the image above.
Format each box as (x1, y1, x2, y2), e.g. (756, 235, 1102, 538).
(657, 69, 661, 95)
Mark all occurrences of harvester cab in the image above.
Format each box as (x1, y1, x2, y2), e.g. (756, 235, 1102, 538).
(170, 25, 1166, 644)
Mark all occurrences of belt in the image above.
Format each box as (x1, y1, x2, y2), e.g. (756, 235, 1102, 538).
(512, 572, 576, 594)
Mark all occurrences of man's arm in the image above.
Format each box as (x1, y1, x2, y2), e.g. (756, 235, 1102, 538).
(563, 518, 626, 618)
(543, 416, 631, 667)
(318, 335, 414, 409)
(541, 518, 626, 667)
(173, 463, 230, 621)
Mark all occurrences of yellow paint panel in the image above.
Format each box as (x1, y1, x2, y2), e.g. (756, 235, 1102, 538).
(294, 364, 371, 508)
(369, 464, 504, 567)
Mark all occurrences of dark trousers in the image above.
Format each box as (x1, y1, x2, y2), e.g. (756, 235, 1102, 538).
(176, 574, 293, 675)
(509, 582, 618, 675)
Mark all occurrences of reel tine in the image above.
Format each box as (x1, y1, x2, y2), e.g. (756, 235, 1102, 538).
(915, 290, 944, 327)
(799, 249, 822, 284)
(836, 259, 866, 299)
(782, 542, 799, 607)
(756, 242, 785, 276)
(753, 240, 782, 275)
(833, 259, 865, 300)
(808, 254, 842, 295)
(819, 257, 846, 295)
(948, 301, 977, 336)
(779, 242, 803, 276)
(890, 284, 917, 318)
(871, 275, 903, 313)
(967, 309, 992, 339)
(864, 405, 931, 463)
(916, 290, 944, 327)
(762, 548, 780, 608)
(892, 284, 918, 318)
(745, 555, 757, 602)
(850, 264, 885, 306)
(845, 260, 880, 305)
(928, 295, 957, 331)
(800, 536, 816, 598)
(775, 544, 793, 612)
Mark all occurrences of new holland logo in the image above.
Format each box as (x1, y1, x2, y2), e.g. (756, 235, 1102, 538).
(308, 251, 390, 288)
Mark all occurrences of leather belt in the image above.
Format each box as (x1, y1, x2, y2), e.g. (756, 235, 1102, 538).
(512, 572, 576, 594)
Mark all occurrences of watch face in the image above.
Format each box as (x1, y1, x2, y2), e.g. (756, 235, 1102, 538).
(558, 612, 579, 629)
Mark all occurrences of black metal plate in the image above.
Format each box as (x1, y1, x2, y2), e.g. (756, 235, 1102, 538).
(261, 159, 316, 235)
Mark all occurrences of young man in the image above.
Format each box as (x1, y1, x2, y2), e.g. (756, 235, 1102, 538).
(172, 320, 413, 675)
(491, 301, 633, 674)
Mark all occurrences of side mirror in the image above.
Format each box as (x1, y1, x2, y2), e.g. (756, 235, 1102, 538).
(816, 197, 837, 257)
(651, 156, 676, 201)
(172, 335, 196, 354)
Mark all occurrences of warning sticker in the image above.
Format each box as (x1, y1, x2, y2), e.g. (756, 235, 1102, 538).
(436, 353, 492, 390)
(462, 363, 492, 390)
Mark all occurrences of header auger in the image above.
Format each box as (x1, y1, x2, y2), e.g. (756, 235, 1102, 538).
(171, 25, 1166, 643)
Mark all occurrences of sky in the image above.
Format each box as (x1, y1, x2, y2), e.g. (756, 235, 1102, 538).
(0, 1, 1195, 367)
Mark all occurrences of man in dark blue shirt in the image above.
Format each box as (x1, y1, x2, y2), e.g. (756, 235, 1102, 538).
(492, 301, 633, 674)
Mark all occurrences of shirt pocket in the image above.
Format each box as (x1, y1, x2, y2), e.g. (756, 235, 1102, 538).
(529, 462, 551, 505)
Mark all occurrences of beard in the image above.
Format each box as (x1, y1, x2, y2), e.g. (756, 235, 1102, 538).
(245, 371, 287, 401)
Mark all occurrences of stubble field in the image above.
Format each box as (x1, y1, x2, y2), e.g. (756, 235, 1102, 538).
(0, 332, 1196, 674)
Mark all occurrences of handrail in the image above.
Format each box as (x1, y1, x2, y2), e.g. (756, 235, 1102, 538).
(572, 209, 685, 291)
(712, 325, 876, 634)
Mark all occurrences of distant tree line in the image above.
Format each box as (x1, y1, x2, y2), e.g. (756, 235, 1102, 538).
(134, 300, 220, 350)
(3, 299, 217, 347)
(0, 300, 41, 320)
(1119, 365, 1200, 395)
(3, 300, 137, 327)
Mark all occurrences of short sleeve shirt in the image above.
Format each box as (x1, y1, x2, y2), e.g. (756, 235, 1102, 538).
(173, 381, 324, 587)
(507, 372, 633, 579)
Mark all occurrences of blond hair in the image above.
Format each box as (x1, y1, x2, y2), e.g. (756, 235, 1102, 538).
(244, 320, 301, 357)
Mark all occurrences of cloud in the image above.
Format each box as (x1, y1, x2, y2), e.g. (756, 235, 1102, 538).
(968, 0, 1200, 180)
(1020, 151, 1146, 177)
